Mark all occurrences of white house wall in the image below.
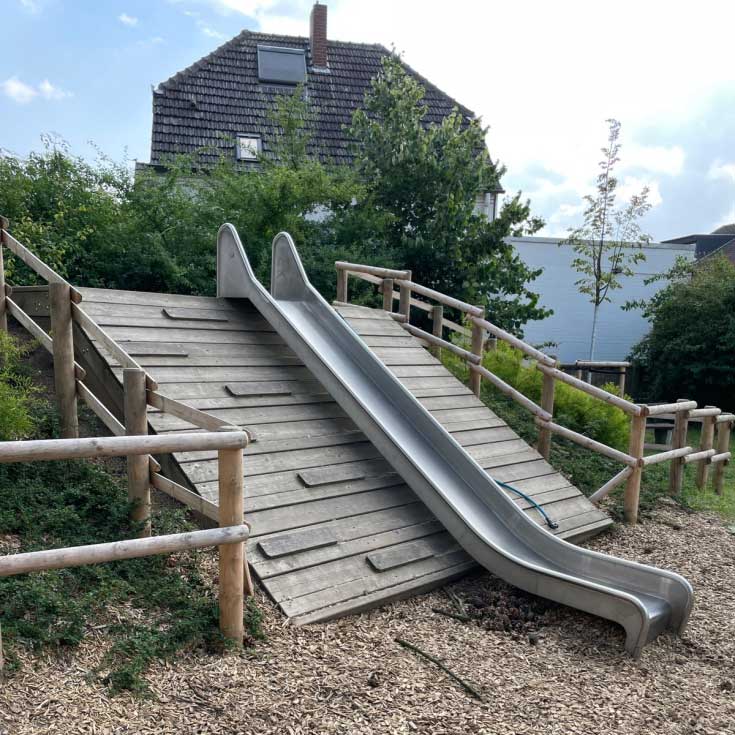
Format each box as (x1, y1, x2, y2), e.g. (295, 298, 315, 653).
(507, 237, 695, 362)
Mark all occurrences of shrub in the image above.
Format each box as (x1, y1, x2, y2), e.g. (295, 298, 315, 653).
(449, 341, 630, 450)
(630, 256, 735, 409)
(0, 331, 39, 440)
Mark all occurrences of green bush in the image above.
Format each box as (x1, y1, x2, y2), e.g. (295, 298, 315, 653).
(630, 256, 735, 409)
(449, 341, 630, 450)
(0, 332, 39, 440)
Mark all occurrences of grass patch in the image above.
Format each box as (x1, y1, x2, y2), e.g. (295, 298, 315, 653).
(442, 355, 735, 521)
(0, 404, 263, 694)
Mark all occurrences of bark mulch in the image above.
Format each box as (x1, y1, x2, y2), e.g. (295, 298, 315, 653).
(1, 498, 734, 735)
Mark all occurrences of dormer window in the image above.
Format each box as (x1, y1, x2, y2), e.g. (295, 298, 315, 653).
(257, 45, 307, 85)
(237, 135, 261, 160)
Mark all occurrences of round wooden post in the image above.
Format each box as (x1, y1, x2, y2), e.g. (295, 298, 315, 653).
(381, 277, 393, 312)
(49, 281, 79, 439)
(713, 419, 732, 495)
(217, 427, 245, 646)
(124, 368, 151, 536)
(696, 410, 717, 489)
(469, 309, 485, 397)
(668, 400, 690, 495)
(430, 304, 444, 358)
(398, 270, 412, 323)
(0, 216, 8, 333)
(536, 370, 556, 459)
(623, 413, 646, 524)
(336, 267, 348, 303)
(617, 367, 626, 397)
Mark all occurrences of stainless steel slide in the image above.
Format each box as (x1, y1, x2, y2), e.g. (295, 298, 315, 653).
(217, 224, 693, 657)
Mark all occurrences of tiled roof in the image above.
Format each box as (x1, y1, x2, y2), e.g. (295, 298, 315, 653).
(149, 30, 479, 168)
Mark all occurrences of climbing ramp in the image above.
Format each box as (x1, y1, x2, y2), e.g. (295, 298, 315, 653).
(15, 276, 613, 626)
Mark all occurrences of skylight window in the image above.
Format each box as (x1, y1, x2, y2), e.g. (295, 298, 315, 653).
(237, 135, 261, 160)
(257, 45, 306, 85)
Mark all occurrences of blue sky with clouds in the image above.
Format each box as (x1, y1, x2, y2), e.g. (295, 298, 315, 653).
(3, 0, 735, 241)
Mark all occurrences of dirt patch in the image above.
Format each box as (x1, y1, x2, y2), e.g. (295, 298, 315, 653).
(1, 499, 734, 735)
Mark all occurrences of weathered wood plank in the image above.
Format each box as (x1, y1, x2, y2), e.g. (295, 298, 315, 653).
(78, 287, 240, 310)
(298, 465, 367, 487)
(163, 306, 230, 322)
(259, 527, 339, 559)
(367, 535, 452, 572)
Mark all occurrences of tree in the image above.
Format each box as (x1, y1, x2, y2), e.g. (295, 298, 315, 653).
(346, 56, 549, 333)
(564, 119, 652, 359)
(629, 256, 735, 409)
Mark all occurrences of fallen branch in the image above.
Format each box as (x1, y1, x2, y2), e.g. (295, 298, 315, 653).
(395, 637, 484, 701)
(432, 607, 471, 623)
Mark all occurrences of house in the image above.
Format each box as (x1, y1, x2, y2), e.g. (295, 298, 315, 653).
(507, 236, 696, 362)
(661, 226, 735, 264)
(141, 2, 502, 219)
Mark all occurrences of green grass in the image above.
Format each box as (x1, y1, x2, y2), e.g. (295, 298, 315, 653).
(0, 404, 264, 695)
(443, 356, 735, 521)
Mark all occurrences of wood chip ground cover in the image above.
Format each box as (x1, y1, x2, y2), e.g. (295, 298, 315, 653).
(1, 498, 734, 734)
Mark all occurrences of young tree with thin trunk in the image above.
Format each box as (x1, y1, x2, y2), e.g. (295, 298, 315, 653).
(564, 119, 651, 360)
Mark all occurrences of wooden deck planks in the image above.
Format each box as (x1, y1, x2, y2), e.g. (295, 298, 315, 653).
(70, 287, 612, 625)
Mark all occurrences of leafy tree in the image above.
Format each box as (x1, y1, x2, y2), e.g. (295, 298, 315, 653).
(629, 255, 735, 408)
(347, 56, 549, 333)
(564, 119, 651, 359)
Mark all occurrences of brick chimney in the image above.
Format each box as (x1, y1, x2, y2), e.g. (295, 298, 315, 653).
(309, 3, 328, 68)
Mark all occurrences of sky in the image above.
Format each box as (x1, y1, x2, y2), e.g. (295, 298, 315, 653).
(2, 0, 735, 241)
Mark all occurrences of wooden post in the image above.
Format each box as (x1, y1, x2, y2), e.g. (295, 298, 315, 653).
(536, 370, 556, 459)
(469, 309, 485, 397)
(0, 215, 8, 333)
(713, 419, 732, 495)
(217, 427, 245, 646)
(623, 414, 646, 524)
(398, 270, 412, 323)
(49, 281, 79, 439)
(124, 368, 150, 537)
(668, 400, 690, 495)
(380, 277, 393, 312)
(696, 410, 717, 489)
(618, 367, 626, 397)
(336, 267, 348, 303)
(430, 304, 443, 358)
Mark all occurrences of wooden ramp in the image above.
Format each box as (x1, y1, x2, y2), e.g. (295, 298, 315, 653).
(17, 286, 612, 623)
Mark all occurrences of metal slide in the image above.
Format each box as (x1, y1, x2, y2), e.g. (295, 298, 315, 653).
(217, 224, 693, 657)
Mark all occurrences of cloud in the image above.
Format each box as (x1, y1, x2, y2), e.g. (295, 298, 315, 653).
(624, 145, 685, 177)
(618, 177, 663, 208)
(118, 13, 139, 27)
(708, 160, 735, 182)
(2, 77, 71, 104)
(38, 79, 72, 100)
(19, 0, 40, 13)
(2, 77, 37, 104)
(200, 24, 227, 38)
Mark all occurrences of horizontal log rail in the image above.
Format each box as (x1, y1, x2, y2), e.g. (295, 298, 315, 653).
(471, 364, 551, 421)
(335, 262, 411, 280)
(0, 525, 248, 577)
(536, 364, 641, 415)
(645, 401, 698, 416)
(147, 390, 233, 432)
(534, 418, 638, 466)
(471, 316, 556, 367)
(0, 430, 249, 463)
(641, 446, 693, 467)
(402, 323, 481, 364)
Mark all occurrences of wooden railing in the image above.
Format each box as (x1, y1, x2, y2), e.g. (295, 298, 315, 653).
(0, 430, 250, 651)
(335, 261, 732, 524)
(0, 217, 257, 656)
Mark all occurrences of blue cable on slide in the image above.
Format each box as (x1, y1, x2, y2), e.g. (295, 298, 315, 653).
(495, 479, 559, 530)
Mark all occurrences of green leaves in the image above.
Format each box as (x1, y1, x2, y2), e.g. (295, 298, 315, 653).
(346, 56, 548, 333)
(630, 255, 735, 409)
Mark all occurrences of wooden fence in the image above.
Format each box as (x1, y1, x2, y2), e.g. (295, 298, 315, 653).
(335, 261, 733, 524)
(0, 216, 257, 660)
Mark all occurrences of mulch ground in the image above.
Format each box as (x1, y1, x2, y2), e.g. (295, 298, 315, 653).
(1, 497, 733, 735)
